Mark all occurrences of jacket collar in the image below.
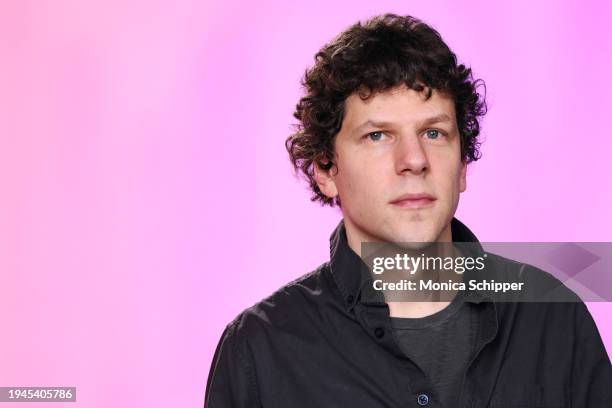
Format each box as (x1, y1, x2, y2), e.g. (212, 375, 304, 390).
(328, 217, 491, 311)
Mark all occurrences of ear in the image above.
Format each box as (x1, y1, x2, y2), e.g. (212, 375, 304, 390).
(313, 161, 339, 199)
(459, 160, 467, 193)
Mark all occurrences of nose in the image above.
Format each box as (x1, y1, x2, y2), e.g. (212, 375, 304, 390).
(394, 133, 429, 175)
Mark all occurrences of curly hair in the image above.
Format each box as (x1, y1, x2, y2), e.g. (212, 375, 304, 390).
(285, 13, 487, 207)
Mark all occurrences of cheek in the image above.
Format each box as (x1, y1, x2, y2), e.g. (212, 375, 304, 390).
(451, 168, 465, 197)
(430, 153, 464, 194)
(336, 161, 387, 201)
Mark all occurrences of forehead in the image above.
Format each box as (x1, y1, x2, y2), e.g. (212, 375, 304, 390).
(341, 85, 456, 129)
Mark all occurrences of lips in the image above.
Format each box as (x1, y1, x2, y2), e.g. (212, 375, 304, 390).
(389, 193, 436, 209)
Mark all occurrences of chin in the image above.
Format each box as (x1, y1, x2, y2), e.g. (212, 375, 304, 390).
(387, 228, 438, 246)
(395, 241, 434, 250)
(393, 220, 439, 242)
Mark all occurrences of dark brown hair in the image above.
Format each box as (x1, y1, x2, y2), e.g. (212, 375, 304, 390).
(285, 13, 487, 207)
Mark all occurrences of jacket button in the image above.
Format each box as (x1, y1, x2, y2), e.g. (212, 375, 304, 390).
(346, 294, 354, 304)
(374, 327, 385, 338)
(417, 393, 429, 405)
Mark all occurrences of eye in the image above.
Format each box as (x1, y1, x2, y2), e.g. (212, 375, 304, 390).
(424, 129, 443, 140)
(366, 131, 386, 141)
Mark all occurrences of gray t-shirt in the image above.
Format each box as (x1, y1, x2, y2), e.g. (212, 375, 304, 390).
(390, 297, 479, 408)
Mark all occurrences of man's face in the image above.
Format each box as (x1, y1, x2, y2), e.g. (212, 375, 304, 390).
(315, 84, 467, 249)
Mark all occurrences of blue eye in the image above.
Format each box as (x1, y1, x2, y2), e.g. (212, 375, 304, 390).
(367, 131, 384, 141)
(425, 129, 441, 139)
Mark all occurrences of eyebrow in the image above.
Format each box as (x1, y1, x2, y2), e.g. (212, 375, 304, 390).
(352, 113, 453, 134)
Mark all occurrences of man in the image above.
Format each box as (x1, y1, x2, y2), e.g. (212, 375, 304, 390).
(205, 13, 611, 407)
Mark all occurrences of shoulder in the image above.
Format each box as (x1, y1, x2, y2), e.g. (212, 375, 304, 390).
(222, 262, 335, 341)
(483, 251, 581, 302)
(481, 252, 597, 342)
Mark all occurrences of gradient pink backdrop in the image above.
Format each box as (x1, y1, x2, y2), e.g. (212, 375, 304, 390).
(1, 1, 610, 407)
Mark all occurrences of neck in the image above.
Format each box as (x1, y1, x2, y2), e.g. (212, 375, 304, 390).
(343, 218, 457, 318)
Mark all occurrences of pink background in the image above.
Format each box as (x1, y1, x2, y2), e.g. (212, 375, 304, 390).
(1, 1, 610, 407)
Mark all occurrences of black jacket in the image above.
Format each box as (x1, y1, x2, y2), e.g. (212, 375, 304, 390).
(205, 218, 612, 407)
